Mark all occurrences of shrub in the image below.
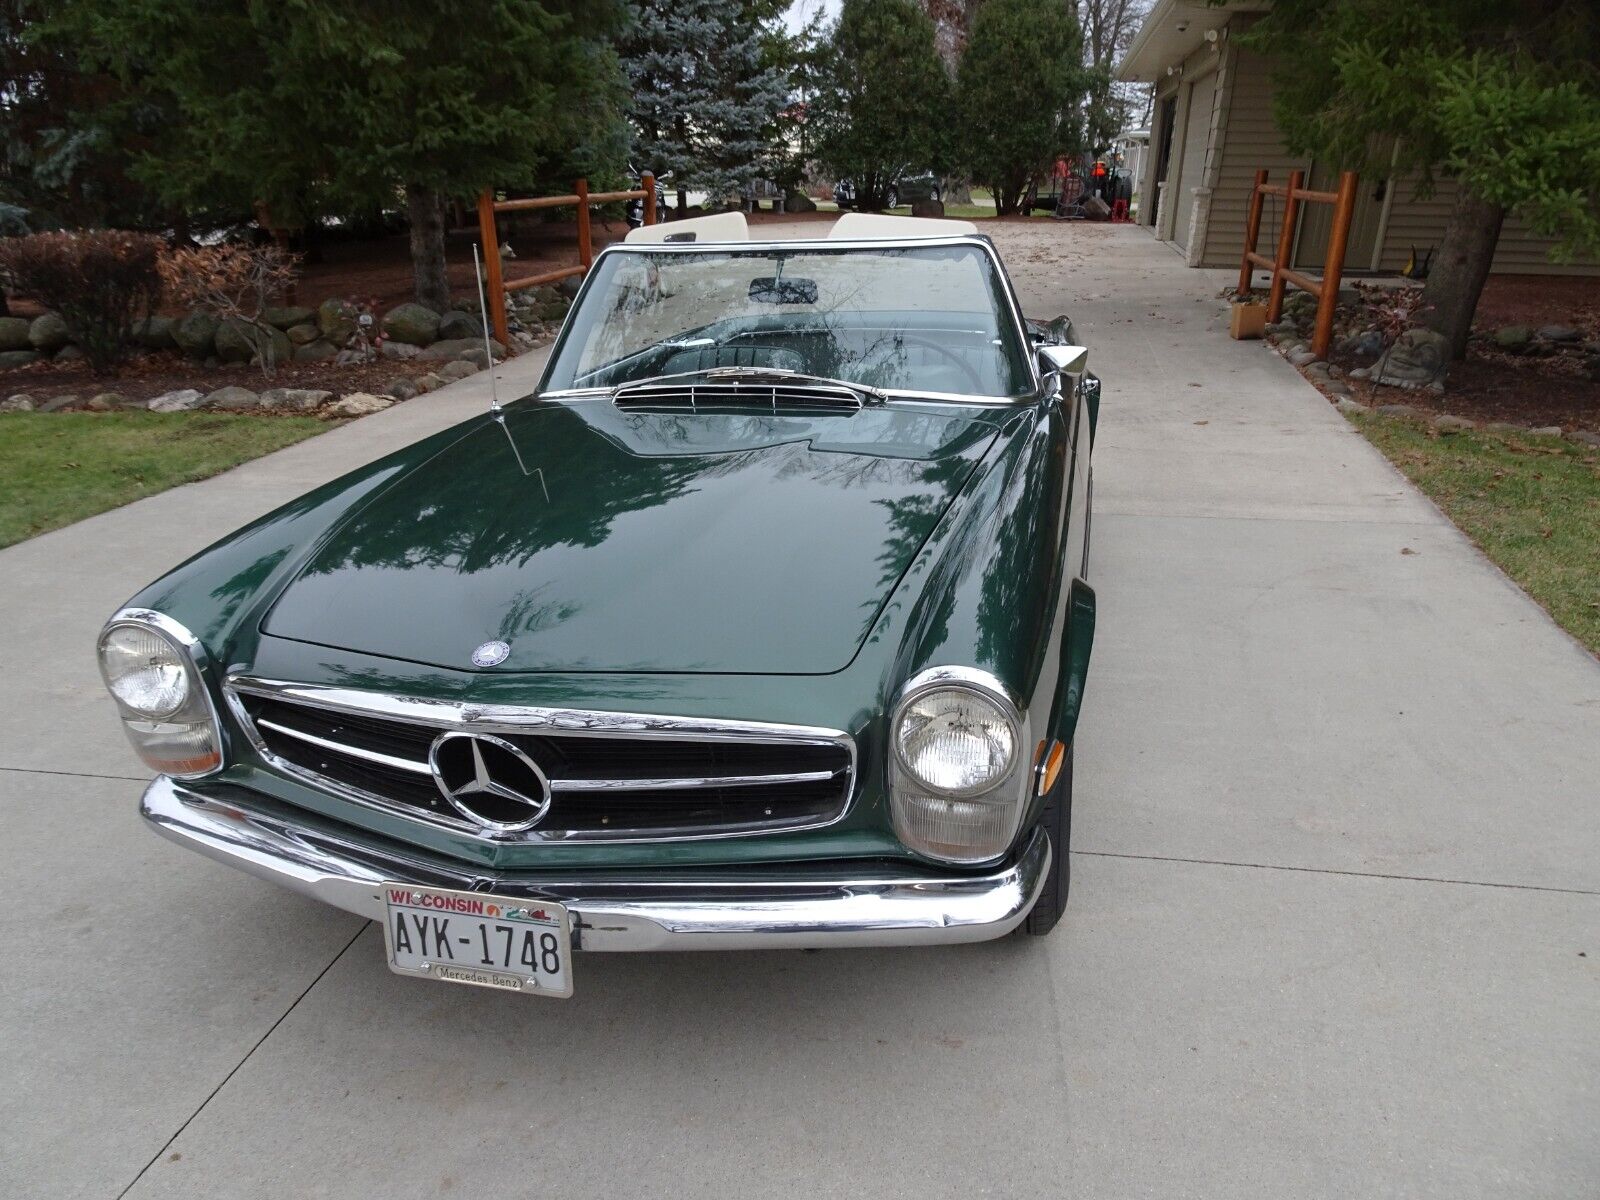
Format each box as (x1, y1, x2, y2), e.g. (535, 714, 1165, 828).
(0, 230, 164, 373)
(158, 243, 300, 377)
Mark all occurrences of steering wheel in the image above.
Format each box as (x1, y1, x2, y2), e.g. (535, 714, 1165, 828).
(895, 336, 986, 392)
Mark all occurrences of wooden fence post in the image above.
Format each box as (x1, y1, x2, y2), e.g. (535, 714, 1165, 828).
(1237, 170, 1268, 296)
(575, 178, 592, 270)
(1311, 170, 1360, 359)
(477, 188, 508, 347)
(1266, 169, 1303, 324)
(642, 173, 657, 226)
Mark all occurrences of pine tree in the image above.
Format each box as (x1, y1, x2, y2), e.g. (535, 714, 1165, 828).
(620, 0, 791, 212)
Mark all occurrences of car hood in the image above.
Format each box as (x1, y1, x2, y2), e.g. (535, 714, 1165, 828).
(260, 400, 999, 674)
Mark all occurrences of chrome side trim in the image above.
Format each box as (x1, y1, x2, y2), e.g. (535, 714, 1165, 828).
(224, 677, 857, 845)
(141, 777, 1048, 951)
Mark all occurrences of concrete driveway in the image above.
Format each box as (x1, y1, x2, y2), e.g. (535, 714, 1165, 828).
(2, 224, 1595, 1199)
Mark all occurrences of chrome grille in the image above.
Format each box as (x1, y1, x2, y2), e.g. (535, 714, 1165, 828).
(227, 680, 854, 842)
(613, 379, 863, 414)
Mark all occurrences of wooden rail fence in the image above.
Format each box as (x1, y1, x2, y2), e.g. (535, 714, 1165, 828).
(1237, 169, 1359, 359)
(476, 175, 655, 346)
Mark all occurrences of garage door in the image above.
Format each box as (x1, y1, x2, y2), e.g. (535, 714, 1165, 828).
(1172, 72, 1217, 251)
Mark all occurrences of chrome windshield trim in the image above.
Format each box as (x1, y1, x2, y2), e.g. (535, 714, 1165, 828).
(223, 676, 858, 845)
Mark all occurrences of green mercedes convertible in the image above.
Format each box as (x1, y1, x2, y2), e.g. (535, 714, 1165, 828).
(98, 212, 1098, 998)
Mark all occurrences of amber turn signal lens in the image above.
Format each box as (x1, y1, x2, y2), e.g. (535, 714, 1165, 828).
(1038, 741, 1066, 795)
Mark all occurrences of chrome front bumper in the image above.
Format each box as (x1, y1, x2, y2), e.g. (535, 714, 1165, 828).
(141, 777, 1049, 950)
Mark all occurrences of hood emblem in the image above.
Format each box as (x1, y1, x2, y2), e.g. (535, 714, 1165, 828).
(429, 731, 551, 832)
(471, 639, 511, 667)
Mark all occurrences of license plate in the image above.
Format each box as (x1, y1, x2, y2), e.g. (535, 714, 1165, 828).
(382, 884, 573, 998)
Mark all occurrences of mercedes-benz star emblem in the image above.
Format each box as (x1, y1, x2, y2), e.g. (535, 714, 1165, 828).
(471, 639, 511, 667)
(428, 731, 552, 833)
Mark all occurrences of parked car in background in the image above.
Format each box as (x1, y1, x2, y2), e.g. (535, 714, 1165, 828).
(104, 211, 1100, 1000)
(833, 170, 943, 210)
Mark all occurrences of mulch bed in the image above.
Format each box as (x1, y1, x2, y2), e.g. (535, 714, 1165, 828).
(0, 349, 422, 408)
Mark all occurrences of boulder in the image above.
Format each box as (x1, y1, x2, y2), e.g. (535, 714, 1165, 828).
(147, 388, 206, 413)
(379, 340, 421, 360)
(419, 336, 504, 361)
(29, 312, 70, 351)
(316, 298, 358, 347)
(1, 393, 36, 412)
(461, 347, 495, 370)
(1530, 425, 1563, 438)
(555, 276, 582, 301)
(0, 316, 31, 351)
(385, 378, 419, 401)
(1484, 421, 1523, 434)
(381, 302, 440, 346)
(1376, 403, 1421, 418)
(436, 310, 482, 341)
(437, 359, 479, 381)
(537, 300, 569, 322)
(173, 312, 220, 356)
(326, 392, 393, 418)
(263, 305, 316, 330)
(1493, 325, 1532, 351)
(1433, 414, 1476, 433)
(1326, 380, 1353, 396)
(54, 344, 85, 362)
(259, 387, 332, 413)
(134, 315, 176, 349)
(215, 319, 290, 366)
(285, 322, 321, 346)
(0, 349, 39, 369)
(1374, 328, 1449, 388)
(37, 393, 82, 413)
(1334, 397, 1366, 415)
(911, 199, 945, 219)
(414, 372, 444, 393)
(1288, 348, 1319, 368)
(293, 340, 339, 363)
(1570, 430, 1600, 448)
(783, 192, 818, 214)
(204, 385, 262, 411)
(1536, 324, 1580, 343)
(87, 392, 130, 411)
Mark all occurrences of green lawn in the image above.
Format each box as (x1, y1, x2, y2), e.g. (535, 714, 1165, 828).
(1349, 412, 1600, 655)
(0, 411, 330, 548)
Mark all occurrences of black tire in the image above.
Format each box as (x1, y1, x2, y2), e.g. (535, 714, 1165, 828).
(1022, 742, 1072, 935)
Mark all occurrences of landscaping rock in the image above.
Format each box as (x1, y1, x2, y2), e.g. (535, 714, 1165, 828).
(555, 275, 582, 300)
(1374, 328, 1449, 388)
(173, 312, 220, 356)
(204, 385, 262, 411)
(215, 319, 290, 366)
(54, 344, 84, 362)
(381, 302, 440, 346)
(437, 310, 482, 341)
(783, 192, 818, 214)
(911, 199, 946, 219)
(1483, 421, 1522, 433)
(134, 315, 176, 349)
(317, 298, 358, 347)
(259, 387, 332, 413)
(1536, 324, 1580, 343)
(29, 312, 70, 352)
(1376, 403, 1421, 418)
(385, 378, 419, 401)
(461, 347, 495, 370)
(537, 300, 570, 322)
(380, 340, 421, 360)
(414, 372, 444, 393)
(1334, 397, 1366, 415)
(1433, 414, 1476, 433)
(420, 336, 503, 361)
(0, 316, 32, 351)
(1530, 425, 1563, 438)
(263, 305, 316, 330)
(87, 392, 129, 411)
(1348, 367, 1370, 380)
(1493, 325, 1532, 351)
(0, 349, 40, 369)
(1326, 380, 1353, 396)
(2, 394, 36, 412)
(437, 359, 479, 381)
(326, 392, 393, 418)
(293, 339, 339, 364)
(1289, 350, 1320, 368)
(285, 322, 321, 346)
(37, 393, 82, 413)
(1570, 430, 1600, 448)
(147, 388, 206, 413)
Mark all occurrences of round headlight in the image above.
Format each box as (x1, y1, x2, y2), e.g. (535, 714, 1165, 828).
(98, 624, 190, 718)
(895, 686, 1017, 797)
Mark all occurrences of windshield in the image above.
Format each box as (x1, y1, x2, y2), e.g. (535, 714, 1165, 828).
(541, 243, 1032, 399)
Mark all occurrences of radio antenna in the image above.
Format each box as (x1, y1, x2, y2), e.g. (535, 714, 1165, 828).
(472, 242, 502, 416)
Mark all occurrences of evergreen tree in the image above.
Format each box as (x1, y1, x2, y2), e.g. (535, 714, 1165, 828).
(956, 0, 1092, 215)
(810, 0, 950, 212)
(619, 0, 791, 212)
(53, 0, 629, 311)
(1244, 0, 1600, 358)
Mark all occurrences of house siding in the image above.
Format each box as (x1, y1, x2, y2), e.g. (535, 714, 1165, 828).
(1377, 176, 1600, 277)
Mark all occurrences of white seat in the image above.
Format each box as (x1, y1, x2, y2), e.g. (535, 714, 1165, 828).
(624, 212, 749, 244)
(827, 212, 979, 239)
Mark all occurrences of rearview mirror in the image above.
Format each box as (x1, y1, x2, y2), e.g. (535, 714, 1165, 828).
(749, 276, 818, 305)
